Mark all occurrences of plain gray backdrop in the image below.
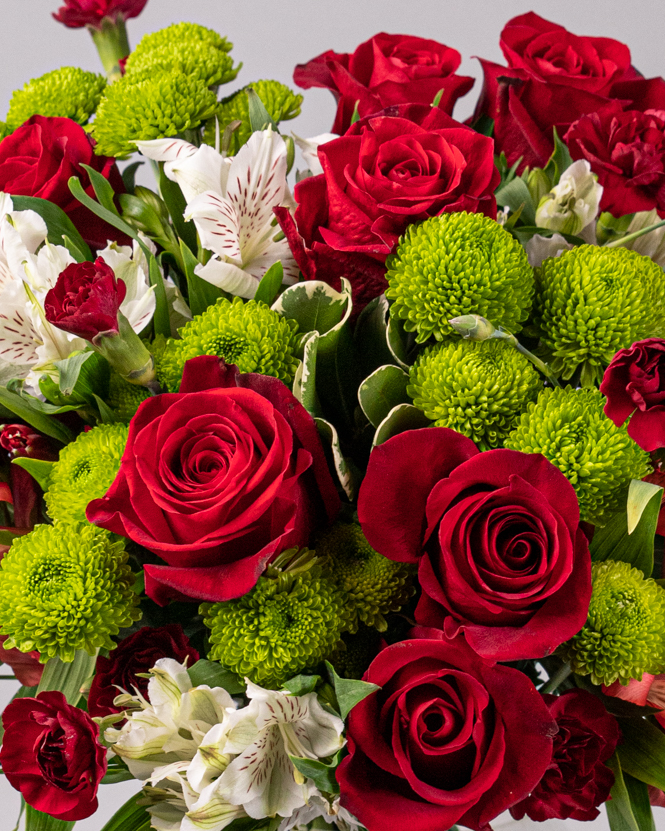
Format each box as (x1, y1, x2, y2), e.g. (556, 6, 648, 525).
(1, 0, 664, 827)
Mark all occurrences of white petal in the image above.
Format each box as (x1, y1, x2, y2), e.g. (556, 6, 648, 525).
(186, 191, 241, 261)
(293, 132, 336, 176)
(525, 233, 573, 268)
(135, 138, 198, 164)
(22, 243, 76, 296)
(9, 209, 48, 255)
(0, 289, 39, 365)
(168, 145, 228, 203)
(0, 192, 13, 218)
(194, 257, 259, 300)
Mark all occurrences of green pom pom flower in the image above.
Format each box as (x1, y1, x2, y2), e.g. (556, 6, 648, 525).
(205, 80, 303, 154)
(107, 372, 149, 423)
(559, 560, 665, 686)
(408, 338, 541, 449)
(533, 245, 665, 386)
(386, 212, 534, 343)
(329, 626, 382, 680)
(7, 67, 106, 130)
(506, 387, 650, 525)
(0, 522, 140, 662)
(158, 297, 300, 392)
(202, 567, 355, 688)
(92, 71, 218, 157)
(124, 42, 240, 89)
(129, 22, 233, 60)
(45, 423, 128, 523)
(316, 522, 414, 631)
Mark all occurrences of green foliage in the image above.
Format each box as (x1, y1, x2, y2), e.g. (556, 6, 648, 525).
(7, 67, 106, 129)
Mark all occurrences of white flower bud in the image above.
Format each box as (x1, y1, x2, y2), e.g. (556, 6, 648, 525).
(535, 160, 603, 236)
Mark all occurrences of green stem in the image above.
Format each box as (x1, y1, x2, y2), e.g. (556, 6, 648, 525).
(542, 662, 572, 694)
(183, 128, 202, 148)
(89, 16, 130, 82)
(494, 330, 562, 388)
(606, 218, 665, 249)
(0, 674, 16, 680)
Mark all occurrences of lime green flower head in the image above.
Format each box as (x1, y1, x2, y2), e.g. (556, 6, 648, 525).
(316, 522, 414, 631)
(107, 371, 150, 423)
(45, 423, 128, 523)
(129, 22, 233, 60)
(559, 560, 665, 686)
(158, 297, 301, 392)
(7, 67, 106, 130)
(506, 387, 650, 525)
(202, 567, 355, 689)
(533, 245, 665, 386)
(92, 70, 218, 157)
(204, 80, 303, 154)
(408, 338, 541, 450)
(124, 42, 240, 89)
(0, 522, 140, 662)
(386, 212, 534, 344)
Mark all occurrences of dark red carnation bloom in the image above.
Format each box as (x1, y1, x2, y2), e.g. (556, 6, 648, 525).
(600, 338, 665, 451)
(471, 12, 665, 170)
(44, 258, 126, 342)
(566, 105, 665, 217)
(277, 104, 497, 311)
(87, 356, 340, 605)
(88, 625, 199, 718)
(53, 0, 148, 29)
(0, 115, 127, 249)
(0, 635, 42, 686)
(337, 630, 556, 831)
(358, 428, 591, 661)
(510, 690, 620, 822)
(0, 424, 56, 529)
(294, 33, 474, 134)
(0, 691, 107, 821)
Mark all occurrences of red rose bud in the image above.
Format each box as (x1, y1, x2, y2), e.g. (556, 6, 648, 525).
(53, 0, 148, 29)
(0, 691, 107, 821)
(45, 259, 156, 389)
(600, 338, 665, 452)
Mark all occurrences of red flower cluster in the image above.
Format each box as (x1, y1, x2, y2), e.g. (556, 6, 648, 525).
(53, 0, 148, 29)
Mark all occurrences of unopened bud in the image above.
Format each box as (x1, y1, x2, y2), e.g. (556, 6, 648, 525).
(527, 168, 551, 206)
(448, 314, 497, 341)
(536, 160, 602, 236)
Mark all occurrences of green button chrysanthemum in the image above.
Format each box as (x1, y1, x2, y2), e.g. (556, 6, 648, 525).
(124, 42, 240, 89)
(559, 560, 665, 686)
(205, 79, 303, 154)
(408, 338, 541, 450)
(92, 70, 218, 157)
(7, 67, 106, 130)
(316, 522, 414, 632)
(329, 626, 382, 680)
(158, 297, 301, 392)
(0, 522, 140, 662)
(202, 567, 355, 688)
(45, 423, 128, 523)
(107, 371, 150, 423)
(506, 387, 650, 525)
(386, 212, 534, 343)
(129, 22, 233, 60)
(533, 245, 665, 386)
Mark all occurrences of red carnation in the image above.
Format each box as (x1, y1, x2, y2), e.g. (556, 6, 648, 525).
(294, 32, 474, 134)
(0, 691, 107, 821)
(53, 0, 148, 29)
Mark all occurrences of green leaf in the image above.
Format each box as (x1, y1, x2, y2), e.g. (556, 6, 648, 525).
(544, 127, 574, 187)
(37, 650, 98, 706)
(607, 751, 657, 831)
(99, 794, 151, 831)
(69, 176, 148, 255)
(93, 393, 120, 423)
(55, 350, 94, 396)
(590, 481, 662, 577)
(121, 160, 144, 193)
(62, 234, 90, 263)
(431, 88, 444, 108)
(494, 176, 536, 225)
(385, 316, 410, 370)
(187, 659, 245, 694)
(25, 806, 75, 831)
(0, 385, 73, 443)
(618, 718, 665, 791)
(471, 114, 494, 137)
(353, 294, 395, 378)
(373, 403, 431, 447)
(350, 101, 360, 125)
(0, 529, 23, 546)
(289, 749, 343, 793)
(180, 239, 224, 316)
(292, 331, 320, 417)
(11, 458, 55, 492)
(325, 661, 379, 720)
(150, 254, 171, 338)
(282, 674, 320, 696)
(273, 280, 348, 336)
(358, 365, 410, 429)
(247, 87, 278, 132)
(80, 163, 121, 216)
(623, 771, 657, 831)
(11, 195, 92, 261)
(315, 417, 356, 500)
(254, 261, 284, 307)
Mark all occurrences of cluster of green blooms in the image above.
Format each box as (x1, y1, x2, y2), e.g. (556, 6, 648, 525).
(506, 387, 650, 525)
(6, 67, 106, 129)
(533, 245, 665, 386)
(408, 338, 541, 450)
(386, 212, 534, 343)
(158, 297, 301, 392)
(107, 371, 150, 422)
(0, 522, 140, 662)
(45, 423, 128, 523)
(205, 79, 303, 154)
(559, 560, 665, 686)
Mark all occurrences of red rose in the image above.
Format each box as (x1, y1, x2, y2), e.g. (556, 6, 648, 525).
(337, 630, 556, 831)
(566, 105, 665, 217)
(53, 0, 148, 28)
(88, 625, 199, 717)
(0, 691, 107, 821)
(277, 104, 497, 311)
(600, 338, 665, 451)
(87, 356, 340, 604)
(0, 635, 42, 686)
(44, 258, 126, 342)
(510, 690, 620, 822)
(0, 115, 127, 249)
(358, 428, 591, 661)
(294, 33, 474, 135)
(472, 12, 665, 169)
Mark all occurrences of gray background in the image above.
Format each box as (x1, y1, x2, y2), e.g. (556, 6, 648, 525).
(1, 0, 665, 827)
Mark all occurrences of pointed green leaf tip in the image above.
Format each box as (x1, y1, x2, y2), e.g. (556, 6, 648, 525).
(325, 660, 379, 720)
(11, 458, 54, 492)
(7, 67, 106, 130)
(386, 212, 534, 343)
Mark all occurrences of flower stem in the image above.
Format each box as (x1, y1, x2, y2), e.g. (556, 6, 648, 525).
(605, 218, 665, 249)
(542, 662, 572, 694)
(89, 16, 130, 82)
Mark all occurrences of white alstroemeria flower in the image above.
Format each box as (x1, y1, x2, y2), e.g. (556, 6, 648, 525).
(278, 794, 362, 831)
(623, 209, 665, 267)
(535, 160, 603, 236)
(293, 132, 337, 176)
(137, 130, 299, 300)
(216, 681, 345, 820)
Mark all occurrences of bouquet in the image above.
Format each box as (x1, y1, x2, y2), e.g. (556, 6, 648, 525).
(1, 3, 665, 830)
